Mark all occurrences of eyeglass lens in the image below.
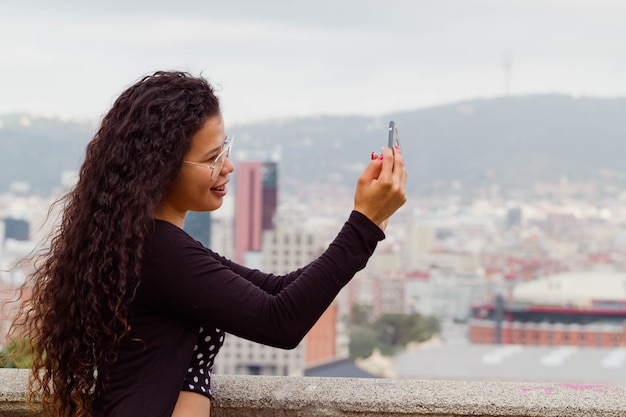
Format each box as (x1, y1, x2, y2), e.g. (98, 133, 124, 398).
(211, 144, 231, 179)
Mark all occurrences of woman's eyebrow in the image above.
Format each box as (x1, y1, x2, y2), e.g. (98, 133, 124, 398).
(200, 137, 227, 158)
(201, 146, 222, 158)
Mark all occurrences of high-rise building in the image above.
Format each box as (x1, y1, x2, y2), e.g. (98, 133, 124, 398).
(261, 224, 341, 367)
(183, 211, 211, 247)
(214, 221, 327, 376)
(183, 211, 211, 248)
(3, 218, 29, 241)
(506, 207, 522, 229)
(234, 161, 277, 265)
(305, 303, 338, 366)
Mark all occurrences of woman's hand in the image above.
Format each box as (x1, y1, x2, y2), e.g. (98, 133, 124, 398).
(353, 146, 407, 231)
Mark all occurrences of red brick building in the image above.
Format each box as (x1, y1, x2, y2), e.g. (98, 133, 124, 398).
(469, 271, 626, 347)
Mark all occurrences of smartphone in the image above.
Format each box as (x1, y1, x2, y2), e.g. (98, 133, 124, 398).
(388, 120, 400, 149)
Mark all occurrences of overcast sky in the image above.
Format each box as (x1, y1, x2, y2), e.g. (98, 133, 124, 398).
(2, 0, 626, 124)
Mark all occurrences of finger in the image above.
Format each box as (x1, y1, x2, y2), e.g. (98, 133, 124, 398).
(392, 146, 406, 181)
(399, 165, 408, 194)
(378, 147, 394, 181)
(392, 145, 404, 168)
(360, 155, 383, 182)
(389, 149, 407, 200)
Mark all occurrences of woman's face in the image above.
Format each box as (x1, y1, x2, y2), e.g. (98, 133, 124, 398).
(155, 114, 234, 225)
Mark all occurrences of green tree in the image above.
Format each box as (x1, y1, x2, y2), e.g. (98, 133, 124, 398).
(348, 325, 377, 360)
(349, 304, 372, 327)
(348, 309, 440, 359)
(0, 336, 33, 368)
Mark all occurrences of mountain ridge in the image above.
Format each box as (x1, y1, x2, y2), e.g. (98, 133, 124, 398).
(2, 94, 626, 196)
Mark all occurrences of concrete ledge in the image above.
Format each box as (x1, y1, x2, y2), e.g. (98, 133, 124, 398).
(0, 369, 32, 416)
(2, 368, 626, 416)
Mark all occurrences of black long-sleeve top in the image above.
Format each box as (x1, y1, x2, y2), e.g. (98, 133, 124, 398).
(92, 210, 384, 417)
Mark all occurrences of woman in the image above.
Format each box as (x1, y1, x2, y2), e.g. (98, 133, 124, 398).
(12, 71, 407, 417)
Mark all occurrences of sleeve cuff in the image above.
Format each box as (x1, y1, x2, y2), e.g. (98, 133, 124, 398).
(349, 210, 386, 241)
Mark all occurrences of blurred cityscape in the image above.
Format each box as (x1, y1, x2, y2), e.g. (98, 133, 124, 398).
(3, 155, 626, 385)
(3, 97, 626, 385)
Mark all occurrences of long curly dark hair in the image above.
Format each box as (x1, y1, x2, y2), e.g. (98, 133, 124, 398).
(10, 71, 221, 417)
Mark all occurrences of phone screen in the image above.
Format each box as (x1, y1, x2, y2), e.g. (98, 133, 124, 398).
(388, 121, 400, 149)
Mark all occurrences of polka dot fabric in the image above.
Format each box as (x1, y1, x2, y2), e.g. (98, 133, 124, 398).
(182, 326, 225, 399)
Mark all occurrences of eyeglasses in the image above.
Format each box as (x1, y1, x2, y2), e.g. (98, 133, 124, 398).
(183, 135, 234, 181)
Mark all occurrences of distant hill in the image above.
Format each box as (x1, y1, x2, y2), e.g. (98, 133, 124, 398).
(0, 114, 95, 195)
(230, 94, 626, 197)
(2, 94, 626, 196)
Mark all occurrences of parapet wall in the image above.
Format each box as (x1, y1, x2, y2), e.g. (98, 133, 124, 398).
(1, 368, 625, 416)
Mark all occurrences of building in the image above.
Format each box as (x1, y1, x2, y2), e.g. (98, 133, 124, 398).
(3, 218, 29, 241)
(215, 152, 354, 376)
(395, 343, 626, 385)
(305, 303, 338, 365)
(505, 207, 522, 229)
(214, 200, 342, 376)
(233, 161, 278, 265)
(404, 270, 488, 321)
(469, 270, 626, 347)
(183, 211, 211, 247)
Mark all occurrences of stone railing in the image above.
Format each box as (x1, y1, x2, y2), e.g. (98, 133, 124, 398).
(1, 368, 625, 416)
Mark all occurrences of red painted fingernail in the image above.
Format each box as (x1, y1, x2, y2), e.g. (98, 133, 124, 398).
(371, 152, 377, 160)
(394, 145, 400, 150)
(378, 154, 384, 160)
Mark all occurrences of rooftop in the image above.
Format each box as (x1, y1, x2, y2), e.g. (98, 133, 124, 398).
(513, 270, 626, 307)
(397, 343, 626, 385)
